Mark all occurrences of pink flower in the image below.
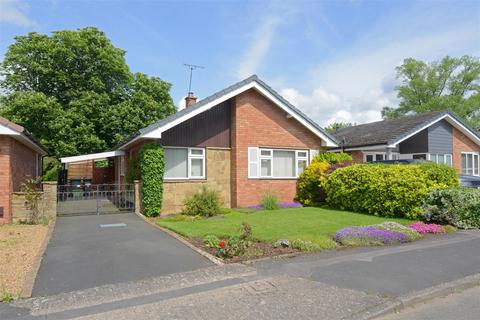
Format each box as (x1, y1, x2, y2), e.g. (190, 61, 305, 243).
(409, 222, 445, 234)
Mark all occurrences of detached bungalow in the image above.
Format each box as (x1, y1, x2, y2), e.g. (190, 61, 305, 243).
(61, 75, 338, 213)
(0, 116, 47, 224)
(330, 111, 480, 176)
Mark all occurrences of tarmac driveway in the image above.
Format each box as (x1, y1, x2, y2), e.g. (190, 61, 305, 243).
(33, 213, 212, 296)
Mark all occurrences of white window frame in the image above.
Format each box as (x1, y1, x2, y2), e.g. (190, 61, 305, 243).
(461, 152, 479, 176)
(428, 153, 453, 167)
(164, 147, 206, 180)
(364, 152, 386, 162)
(248, 147, 309, 179)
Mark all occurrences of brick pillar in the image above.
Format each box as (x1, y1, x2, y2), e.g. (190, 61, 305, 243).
(42, 181, 57, 219)
(134, 180, 141, 215)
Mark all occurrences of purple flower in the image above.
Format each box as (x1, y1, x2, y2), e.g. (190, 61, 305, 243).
(246, 204, 263, 209)
(335, 226, 410, 246)
(279, 201, 303, 208)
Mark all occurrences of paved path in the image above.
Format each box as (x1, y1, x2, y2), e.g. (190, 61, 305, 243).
(1, 230, 479, 319)
(377, 285, 480, 320)
(32, 213, 212, 296)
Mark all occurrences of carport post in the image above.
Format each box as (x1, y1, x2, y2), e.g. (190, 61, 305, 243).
(134, 180, 141, 215)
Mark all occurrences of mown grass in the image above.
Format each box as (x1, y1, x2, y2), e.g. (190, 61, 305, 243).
(157, 207, 412, 249)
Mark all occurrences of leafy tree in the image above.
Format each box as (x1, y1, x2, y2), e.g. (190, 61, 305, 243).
(382, 56, 480, 130)
(0, 27, 176, 157)
(324, 121, 353, 132)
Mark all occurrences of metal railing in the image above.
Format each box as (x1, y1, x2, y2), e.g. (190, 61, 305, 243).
(57, 184, 134, 216)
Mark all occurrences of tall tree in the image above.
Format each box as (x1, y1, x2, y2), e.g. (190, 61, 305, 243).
(0, 27, 176, 157)
(382, 56, 480, 130)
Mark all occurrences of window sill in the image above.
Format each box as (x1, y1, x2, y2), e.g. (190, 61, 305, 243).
(248, 177, 298, 180)
(164, 179, 207, 183)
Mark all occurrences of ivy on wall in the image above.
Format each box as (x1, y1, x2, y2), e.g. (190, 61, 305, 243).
(139, 144, 165, 217)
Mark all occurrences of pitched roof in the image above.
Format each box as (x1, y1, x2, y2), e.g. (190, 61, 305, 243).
(118, 75, 338, 149)
(0, 116, 48, 154)
(331, 110, 480, 148)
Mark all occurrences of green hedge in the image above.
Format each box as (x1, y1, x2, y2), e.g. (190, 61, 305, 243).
(140, 144, 165, 217)
(313, 152, 352, 164)
(324, 163, 458, 219)
(422, 188, 480, 229)
(295, 161, 330, 206)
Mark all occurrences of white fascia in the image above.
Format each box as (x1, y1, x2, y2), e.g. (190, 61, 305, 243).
(61, 150, 125, 164)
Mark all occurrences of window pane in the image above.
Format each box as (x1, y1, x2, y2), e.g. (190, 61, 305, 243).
(260, 150, 272, 156)
(438, 154, 444, 164)
(462, 154, 467, 174)
(190, 149, 203, 155)
(474, 155, 479, 176)
(165, 148, 188, 178)
(190, 158, 203, 177)
(297, 151, 308, 158)
(413, 154, 427, 160)
(297, 159, 307, 176)
(445, 155, 452, 166)
(366, 155, 373, 162)
(467, 154, 473, 175)
(375, 154, 384, 161)
(273, 150, 295, 177)
(261, 159, 271, 176)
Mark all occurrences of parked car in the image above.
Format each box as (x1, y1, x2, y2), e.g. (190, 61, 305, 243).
(459, 175, 480, 188)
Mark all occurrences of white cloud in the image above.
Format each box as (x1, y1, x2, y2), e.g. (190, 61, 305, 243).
(236, 15, 281, 79)
(177, 96, 186, 110)
(0, 0, 36, 27)
(280, 20, 479, 128)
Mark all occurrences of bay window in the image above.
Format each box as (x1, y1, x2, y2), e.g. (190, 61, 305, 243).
(248, 147, 309, 178)
(461, 152, 479, 176)
(165, 147, 205, 179)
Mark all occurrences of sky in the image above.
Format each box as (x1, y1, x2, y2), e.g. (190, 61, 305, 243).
(0, 0, 479, 127)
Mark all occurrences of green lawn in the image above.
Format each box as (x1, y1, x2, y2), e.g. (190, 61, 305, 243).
(157, 207, 413, 249)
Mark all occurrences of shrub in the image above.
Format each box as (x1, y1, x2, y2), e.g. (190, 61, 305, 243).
(325, 163, 457, 219)
(422, 188, 480, 229)
(20, 177, 43, 224)
(203, 235, 221, 248)
(218, 223, 253, 258)
(291, 239, 322, 252)
(313, 152, 352, 164)
(334, 226, 411, 246)
(261, 192, 280, 210)
(418, 162, 459, 187)
(182, 186, 221, 217)
(295, 161, 330, 206)
(409, 222, 446, 234)
(140, 144, 165, 217)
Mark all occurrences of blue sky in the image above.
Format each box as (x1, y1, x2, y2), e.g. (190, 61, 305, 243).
(0, 0, 479, 126)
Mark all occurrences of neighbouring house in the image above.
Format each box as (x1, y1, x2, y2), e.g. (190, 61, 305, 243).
(0, 116, 48, 224)
(330, 111, 480, 176)
(61, 75, 338, 213)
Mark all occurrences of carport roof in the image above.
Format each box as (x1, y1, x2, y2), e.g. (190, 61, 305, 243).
(60, 150, 125, 164)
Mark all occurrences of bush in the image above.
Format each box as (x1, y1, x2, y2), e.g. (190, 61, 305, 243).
(182, 186, 222, 217)
(325, 163, 457, 219)
(125, 156, 140, 184)
(203, 235, 221, 248)
(291, 239, 322, 252)
(140, 144, 165, 217)
(418, 162, 459, 187)
(313, 152, 352, 164)
(260, 192, 280, 210)
(295, 161, 330, 206)
(422, 188, 480, 229)
(218, 223, 253, 258)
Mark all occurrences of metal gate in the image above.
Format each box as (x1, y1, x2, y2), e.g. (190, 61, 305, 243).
(57, 184, 134, 216)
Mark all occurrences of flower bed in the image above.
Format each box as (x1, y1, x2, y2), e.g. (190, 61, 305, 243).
(247, 201, 303, 210)
(409, 222, 446, 234)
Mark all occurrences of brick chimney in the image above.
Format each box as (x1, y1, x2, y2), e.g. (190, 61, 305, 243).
(185, 92, 197, 108)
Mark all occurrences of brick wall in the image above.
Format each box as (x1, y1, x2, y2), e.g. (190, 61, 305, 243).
(349, 150, 364, 163)
(12, 182, 57, 222)
(0, 137, 41, 224)
(452, 128, 480, 174)
(162, 148, 231, 214)
(0, 136, 12, 224)
(231, 89, 325, 207)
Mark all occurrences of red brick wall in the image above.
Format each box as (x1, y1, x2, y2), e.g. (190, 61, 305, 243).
(231, 89, 325, 207)
(0, 137, 12, 224)
(0, 137, 40, 224)
(349, 150, 364, 163)
(452, 128, 480, 174)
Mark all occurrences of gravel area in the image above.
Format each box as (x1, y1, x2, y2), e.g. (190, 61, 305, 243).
(0, 224, 49, 296)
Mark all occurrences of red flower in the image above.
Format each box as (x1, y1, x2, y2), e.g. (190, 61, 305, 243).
(219, 241, 226, 247)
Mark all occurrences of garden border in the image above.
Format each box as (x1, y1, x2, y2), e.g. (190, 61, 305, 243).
(21, 216, 57, 298)
(134, 211, 224, 265)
